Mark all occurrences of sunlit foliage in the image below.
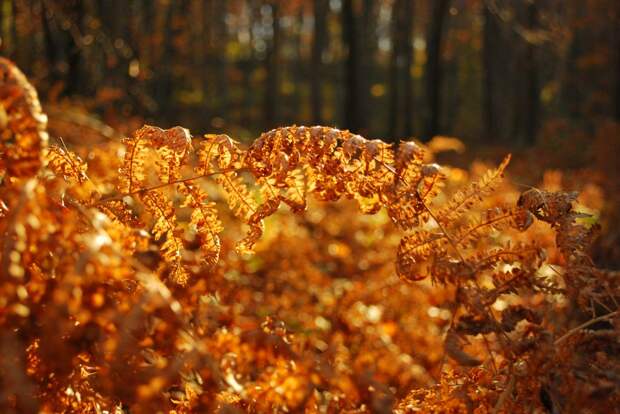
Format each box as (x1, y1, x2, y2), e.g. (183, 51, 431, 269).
(1, 58, 618, 414)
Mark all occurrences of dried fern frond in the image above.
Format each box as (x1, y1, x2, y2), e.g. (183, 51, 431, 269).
(438, 154, 511, 225)
(0, 57, 48, 179)
(196, 133, 243, 173)
(397, 231, 449, 282)
(179, 183, 223, 267)
(119, 125, 191, 193)
(216, 171, 256, 222)
(45, 145, 88, 184)
(141, 189, 187, 285)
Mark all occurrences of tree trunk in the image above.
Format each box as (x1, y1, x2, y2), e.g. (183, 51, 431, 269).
(311, 0, 328, 125)
(424, 0, 450, 140)
(40, 0, 58, 78)
(389, 0, 414, 140)
(154, 1, 175, 123)
(402, 0, 414, 137)
(514, 2, 540, 145)
(64, 0, 84, 95)
(264, 2, 280, 129)
(214, 1, 228, 124)
(342, 0, 367, 134)
(525, 3, 539, 145)
(615, 5, 620, 121)
(482, 4, 500, 142)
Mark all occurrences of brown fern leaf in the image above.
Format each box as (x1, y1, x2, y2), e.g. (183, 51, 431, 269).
(437, 154, 511, 225)
(246, 126, 408, 213)
(119, 125, 191, 193)
(216, 171, 257, 222)
(394, 141, 425, 192)
(454, 206, 523, 249)
(97, 200, 142, 228)
(0, 57, 48, 179)
(396, 231, 449, 282)
(179, 182, 223, 267)
(141, 189, 187, 285)
(281, 168, 306, 212)
(197, 133, 243, 174)
(45, 145, 88, 184)
(119, 133, 148, 194)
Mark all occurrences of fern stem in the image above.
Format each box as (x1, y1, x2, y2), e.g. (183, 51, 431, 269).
(554, 310, 618, 345)
(97, 167, 239, 204)
(374, 157, 468, 263)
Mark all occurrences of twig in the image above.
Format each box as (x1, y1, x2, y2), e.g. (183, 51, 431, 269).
(96, 167, 238, 204)
(554, 310, 619, 345)
(492, 374, 515, 414)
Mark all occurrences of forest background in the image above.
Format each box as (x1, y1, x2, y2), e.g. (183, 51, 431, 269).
(2, 1, 620, 412)
(1, 0, 617, 145)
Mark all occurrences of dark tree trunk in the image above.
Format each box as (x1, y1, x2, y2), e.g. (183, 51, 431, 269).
(9, 0, 18, 60)
(214, 1, 229, 123)
(615, 5, 620, 121)
(524, 3, 539, 145)
(402, 0, 414, 138)
(389, 0, 414, 140)
(424, 0, 450, 141)
(64, 1, 84, 95)
(388, 4, 399, 139)
(514, 2, 540, 145)
(482, 4, 500, 142)
(264, 2, 280, 129)
(293, 10, 304, 122)
(155, 1, 175, 123)
(311, 0, 328, 125)
(342, 0, 367, 134)
(41, 0, 58, 78)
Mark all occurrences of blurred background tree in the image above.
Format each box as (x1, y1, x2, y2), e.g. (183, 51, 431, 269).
(1, 0, 618, 148)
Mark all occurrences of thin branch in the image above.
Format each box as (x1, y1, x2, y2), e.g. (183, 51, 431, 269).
(96, 168, 239, 204)
(554, 310, 619, 345)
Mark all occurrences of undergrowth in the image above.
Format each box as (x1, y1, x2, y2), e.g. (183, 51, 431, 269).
(1, 58, 618, 413)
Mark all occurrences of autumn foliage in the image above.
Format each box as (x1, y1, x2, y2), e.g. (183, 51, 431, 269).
(1, 58, 619, 414)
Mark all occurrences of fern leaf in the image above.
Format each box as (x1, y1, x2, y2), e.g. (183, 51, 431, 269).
(197, 133, 240, 174)
(216, 171, 256, 222)
(119, 125, 191, 193)
(141, 189, 187, 285)
(396, 231, 448, 281)
(119, 133, 147, 193)
(45, 145, 88, 184)
(282, 168, 306, 212)
(438, 155, 511, 224)
(0, 57, 48, 179)
(455, 207, 520, 249)
(179, 183, 223, 267)
(97, 200, 142, 227)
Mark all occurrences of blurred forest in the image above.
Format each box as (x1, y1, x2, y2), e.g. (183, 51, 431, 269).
(1, 0, 619, 149)
(3, 2, 620, 412)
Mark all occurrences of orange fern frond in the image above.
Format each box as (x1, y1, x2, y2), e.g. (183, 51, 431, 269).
(0, 57, 48, 179)
(179, 182, 223, 267)
(119, 125, 191, 193)
(396, 231, 449, 282)
(437, 155, 511, 224)
(197, 133, 242, 174)
(45, 145, 88, 184)
(141, 189, 187, 285)
(216, 171, 257, 222)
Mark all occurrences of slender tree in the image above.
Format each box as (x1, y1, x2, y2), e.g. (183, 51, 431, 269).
(513, 1, 540, 145)
(389, 0, 414, 139)
(424, 0, 450, 140)
(311, 0, 328, 125)
(342, 0, 367, 134)
(482, 3, 501, 142)
(264, 2, 280, 129)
